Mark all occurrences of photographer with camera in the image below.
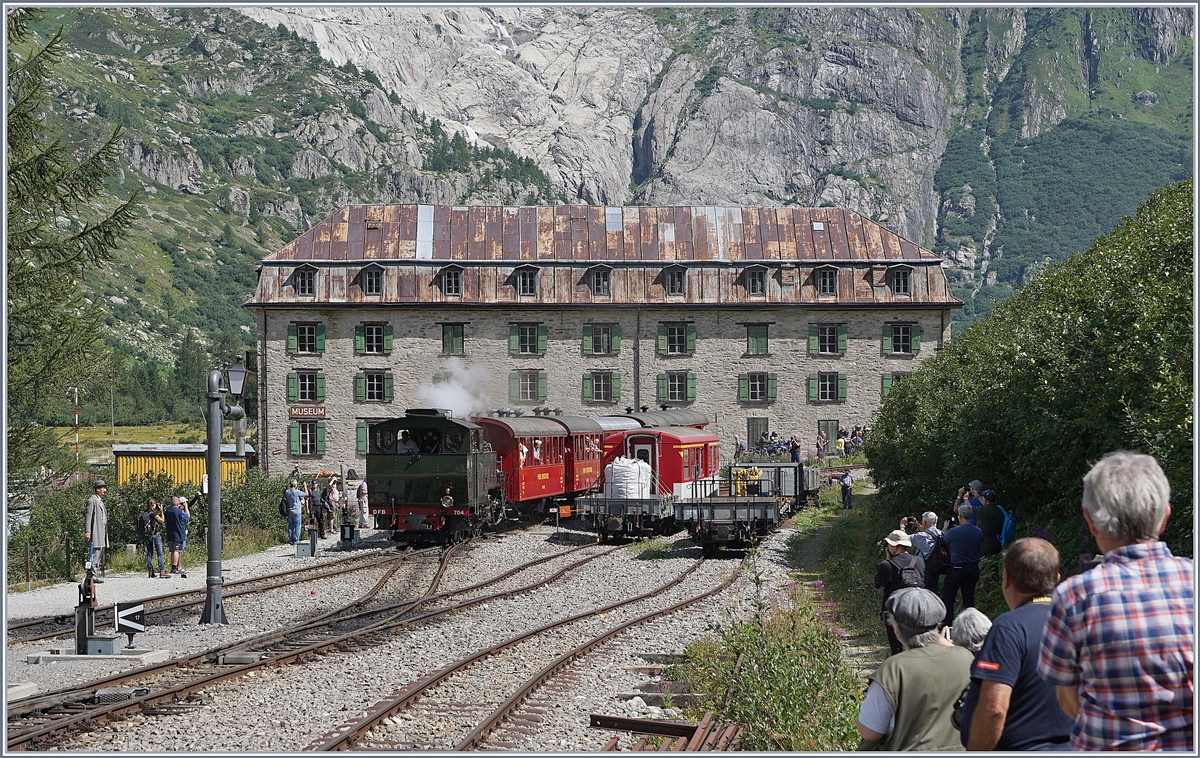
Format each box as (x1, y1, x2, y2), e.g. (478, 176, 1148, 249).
(137, 498, 167, 578)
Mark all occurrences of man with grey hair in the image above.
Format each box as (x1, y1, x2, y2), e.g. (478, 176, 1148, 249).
(856, 588, 974, 750)
(941, 503, 983, 625)
(284, 479, 306, 545)
(1038, 452, 1193, 750)
(909, 511, 944, 592)
(949, 607, 992, 654)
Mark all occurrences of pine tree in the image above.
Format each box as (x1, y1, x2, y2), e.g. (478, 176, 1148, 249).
(6, 9, 140, 472)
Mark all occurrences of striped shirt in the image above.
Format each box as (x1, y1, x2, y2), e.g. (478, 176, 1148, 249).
(1038, 541, 1193, 750)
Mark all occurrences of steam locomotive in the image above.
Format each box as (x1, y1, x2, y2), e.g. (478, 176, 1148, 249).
(364, 408, 719, 544)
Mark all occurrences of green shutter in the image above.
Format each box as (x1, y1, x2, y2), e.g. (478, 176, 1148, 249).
(657, 374, 667, 403)
(657, 324, 667, 355)
(583, 374, 593, 402)
(537, 324, 548, 355)
(838, 324, 848, 354)
(881, 325, 892, 355)
(686, 323, 696, 354)
(738, 374, 749, 402)
(882, 373, 893, 398)
(582, 324, 593, 354)
(808, 373, 818, 402)
(316, 421, 326, 455)
(356, 421, 367, 456)
(316, 373, 326, 402)
(748, 325, 766, 355)
(442, 325, 452, 354)
(509, 372, 519, 402)
(383, 373, 394, 402)
(509, 324, 519, 355)
(287, 372, 298, 402)
(767, 373, 778, 402)
(287, 323, 298, 354)
(288, 421, 299, 455)
(384, 323, 393, 354)
(837, 374, 848, 402)
(315, 322, 325, 353)
(453, 325, 463, 354)
(355, 373, 366, 402)
(912, 324, 922, 353)
(355, 325, 365, 355)
(611, 373, 621, 401)
(537, 371, 548, 401)
(808, 324, 818, 353)
(686, 373, 696, 402)
(611, 324, 621, 354)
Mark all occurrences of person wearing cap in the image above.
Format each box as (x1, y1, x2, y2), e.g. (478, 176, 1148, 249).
(164, 495, 190, 578)
(874, 529, 926, 655)
(909, 512, 944, 592)
(941, 503, 983, 625)
(84, 480, 109, 582)
(857, 587, 975, 750)
(1038, 452, 1193, 750)
(397, 430, 419, 454)
(956, 479, 984, 514)
(959, 537, 1074, 751)
(972, 489, 1005, 558)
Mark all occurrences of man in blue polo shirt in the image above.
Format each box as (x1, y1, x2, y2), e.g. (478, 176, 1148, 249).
(960, 537, 1073, 750)
(941, 504, 983, 625)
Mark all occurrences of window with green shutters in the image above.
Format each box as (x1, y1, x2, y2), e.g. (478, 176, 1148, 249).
(288, 372, 325, 403)
(511, 324, 546, 355)
(356, 421, 368, 456)
(442, 324, 464, 355)
(738, 372, 776, 402)
(291, 420, 324, 455)
(882, 372, 910, 398)
(746, 325, 768, 355)
(584, 372, 620, 402)
(288, 322, 324, 354)
(809, 324, 846, 355)
(883, 323, 922, 355)
(659, 371, 697, 404)
(659, 323, 695, 355)
(809, 372, 846, 402)
(354, 371, 393, 402)
(510, 370, 546, 402)
(582, 324, 620, 355)
(355, 324, 393, 355)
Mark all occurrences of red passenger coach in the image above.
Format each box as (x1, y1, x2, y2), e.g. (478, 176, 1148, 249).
(474, 416, 568, 507)
(550, 416, 606, 499)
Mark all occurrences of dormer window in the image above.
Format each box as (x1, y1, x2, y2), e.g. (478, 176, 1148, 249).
(665, 267, 686, 297)
(516, 267, 539, 297)
(745, 266, 767, 297)
(291, 265, 316, 297)
(590, 267, 611, 297)
(816, 267, 838, 297)
(362, 265, 383, 297)
(891, 267, 912, 297)
(441, 266, 462, 297)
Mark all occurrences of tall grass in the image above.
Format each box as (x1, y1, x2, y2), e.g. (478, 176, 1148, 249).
(667, 557, 862, 750)
(813, 491, 894, 652)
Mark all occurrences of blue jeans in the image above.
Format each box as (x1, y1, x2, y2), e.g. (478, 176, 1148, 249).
(145, 536, 164, 573)
(288, 511, 302, 543)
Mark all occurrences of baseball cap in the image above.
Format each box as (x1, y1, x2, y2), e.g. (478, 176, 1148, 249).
(885, 587, 946, 632)
(883, 529, 912, 547)
(981, 489, 996, 502)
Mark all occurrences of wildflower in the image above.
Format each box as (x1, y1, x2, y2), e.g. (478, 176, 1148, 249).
(814, 579, 824, 589)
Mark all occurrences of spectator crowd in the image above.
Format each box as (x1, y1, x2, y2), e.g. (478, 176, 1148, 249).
(860, 451, 1192, 751)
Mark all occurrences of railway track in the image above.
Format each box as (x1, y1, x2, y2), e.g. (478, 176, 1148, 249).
(7, 539, 615, 751)
(306, 555, 744, 751)
(7, 548, 400, 646)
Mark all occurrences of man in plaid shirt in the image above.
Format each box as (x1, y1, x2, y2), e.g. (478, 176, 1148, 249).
(1038, 451, 1193, 750)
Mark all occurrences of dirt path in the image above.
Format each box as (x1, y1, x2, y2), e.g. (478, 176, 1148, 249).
(789, 488, 887, 682)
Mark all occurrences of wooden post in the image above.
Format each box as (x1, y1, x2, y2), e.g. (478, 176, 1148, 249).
(64, 531, 71, 580)
(25, 543, 31, 591)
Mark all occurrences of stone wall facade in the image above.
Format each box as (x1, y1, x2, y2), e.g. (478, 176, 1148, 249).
(256, 305, 953, 474)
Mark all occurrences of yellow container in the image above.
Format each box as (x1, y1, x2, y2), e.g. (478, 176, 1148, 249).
(113, 444, 256, 487)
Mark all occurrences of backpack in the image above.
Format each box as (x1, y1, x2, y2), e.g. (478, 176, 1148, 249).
(924, 533, 951, 576)
(888, 554, 924, 592)
(136, 511, 155, 540)
(998, 505, 1016, 548)
(278, 494, 289, 517)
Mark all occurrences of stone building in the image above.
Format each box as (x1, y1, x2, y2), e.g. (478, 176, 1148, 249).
(246, 204, 961, 473)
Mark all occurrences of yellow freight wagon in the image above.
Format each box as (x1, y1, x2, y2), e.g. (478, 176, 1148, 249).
(113, 444, 257, 487)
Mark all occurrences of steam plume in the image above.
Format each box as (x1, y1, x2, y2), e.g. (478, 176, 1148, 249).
(414, 357, 492, 418)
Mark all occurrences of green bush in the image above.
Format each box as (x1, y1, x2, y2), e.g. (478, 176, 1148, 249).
(669, 576, 862, 749)
(867, 180, 1193, 571)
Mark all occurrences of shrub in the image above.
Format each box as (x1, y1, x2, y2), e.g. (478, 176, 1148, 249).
(866, 180, 1193, 570)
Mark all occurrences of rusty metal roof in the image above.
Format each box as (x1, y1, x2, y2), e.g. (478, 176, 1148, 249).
(262, 204, 942, 264)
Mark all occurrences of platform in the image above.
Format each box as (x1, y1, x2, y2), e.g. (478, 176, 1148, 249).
(26, 648, 171, 665)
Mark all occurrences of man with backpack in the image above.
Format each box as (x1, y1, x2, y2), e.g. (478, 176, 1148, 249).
(164, 496, 190, 578)
(875, 529, 927, 655)
(840, 470, 854, 509)
(910, 511, 948, 592)
(973, 489, 1007, 558)
(137, 498, 167, 578)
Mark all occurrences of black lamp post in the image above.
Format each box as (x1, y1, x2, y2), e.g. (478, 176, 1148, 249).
(200, 356, 250, 625)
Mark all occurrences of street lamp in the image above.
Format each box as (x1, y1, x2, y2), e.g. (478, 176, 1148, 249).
(200, 356, 251, 625)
